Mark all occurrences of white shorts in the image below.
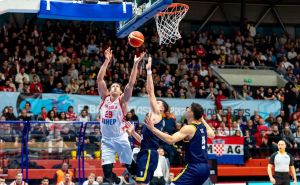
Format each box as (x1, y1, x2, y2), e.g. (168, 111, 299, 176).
(101, 133, 132, 165)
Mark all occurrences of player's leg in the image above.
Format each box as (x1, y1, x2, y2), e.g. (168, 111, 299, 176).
(101, 139, 119, 183)
(115, 133, 137, 176)
(172, 163, 210, 185)
(115, 133, 133, 165)
(135, 149, 159, 185)
(113, 134, 134, 184)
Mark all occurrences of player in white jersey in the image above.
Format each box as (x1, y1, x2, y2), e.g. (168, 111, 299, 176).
(97, 47, 145, 184)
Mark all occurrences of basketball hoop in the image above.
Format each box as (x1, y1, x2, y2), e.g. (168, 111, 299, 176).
(155, 3, 189, 45)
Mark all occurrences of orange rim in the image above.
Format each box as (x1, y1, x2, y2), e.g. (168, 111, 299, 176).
(156, 3, 189, 16)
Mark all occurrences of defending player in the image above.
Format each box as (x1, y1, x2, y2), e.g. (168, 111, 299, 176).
(127, 56, 170, 185)
(144, 103, 215, 185)
(97, 47, 145, 184)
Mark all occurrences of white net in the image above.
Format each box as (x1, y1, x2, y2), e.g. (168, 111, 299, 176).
(155, 3, 189, 45)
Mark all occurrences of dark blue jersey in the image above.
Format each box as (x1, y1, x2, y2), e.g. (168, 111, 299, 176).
(185, 123, 208, 163)
(140, 118, 164, 150)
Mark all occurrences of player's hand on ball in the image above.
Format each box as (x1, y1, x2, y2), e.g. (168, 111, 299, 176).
(134, 52, 146, 65)
(104, 47, 113, 61)
(144, 116, 154, 130)
(146, 56, 152, 70)
(270, 177, 276, 184)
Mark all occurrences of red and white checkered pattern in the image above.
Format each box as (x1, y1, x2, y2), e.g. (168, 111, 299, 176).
(213, 143, 225, 156)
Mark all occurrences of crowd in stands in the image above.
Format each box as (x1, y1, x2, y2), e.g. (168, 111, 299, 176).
(0, 18, 300, 181)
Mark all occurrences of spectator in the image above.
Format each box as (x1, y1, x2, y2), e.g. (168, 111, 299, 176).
(60, 126, 76, 142)
(40, 177, 49, 185)
(244, 130, 256, 160)
(57, 173, 75, 185)
(130, 109, 139, 123)
(59, 112, 67, 121)
(150, 147, 170, 185)
(217, 122, 229, 136)
(30, 124, 49, 142)
(53, 163, 74, 185)
(77, 109, 90, 122)
(15, 68, 29, 89)
(265, 113, 276, 126)
(207, 114, 220, 130)
(229, 121, 243, 136)
(284, 86, 297, 116)
(96, 176, 103, 185)
(254, 129, 268, 156)
(0, 123, 18, 142)
(235, 109, 247, 123)
(66, 79, 79, 94)
(83, 173, 99, 185)
(4, 106, 17, 120)
(37, 107, 48, 121)
(282, 126, 297, 151)
(52, 82, 65, 94)
(66, 106, 77, 121)
(46, 110, 56, 121)
(18, 109, 32, 121)
(268, 125, 282, 153)
(0, 178, 6, 185)
(30, 75, 43, 93)
(9, 172, 28, 185)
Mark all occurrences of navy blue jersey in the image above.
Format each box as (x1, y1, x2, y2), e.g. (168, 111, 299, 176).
(185, 123, 208, 163)
(140, 118, 164, 150)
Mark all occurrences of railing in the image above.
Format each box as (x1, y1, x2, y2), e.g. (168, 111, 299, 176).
(0, 120, 299, 184)
(0, 121, 100, 184)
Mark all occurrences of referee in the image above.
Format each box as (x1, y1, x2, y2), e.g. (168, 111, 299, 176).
(267, 140, 297, 185)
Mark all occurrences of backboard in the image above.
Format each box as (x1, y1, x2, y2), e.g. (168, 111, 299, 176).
(117, 0, 173, 38)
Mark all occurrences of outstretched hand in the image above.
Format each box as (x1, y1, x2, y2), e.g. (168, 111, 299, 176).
(146, 56, 152, 70)
(144, 116, 154, 130)
(104, 47, 113, 61)
(134, 52, 146, 65)
(125, 121, 135, 136)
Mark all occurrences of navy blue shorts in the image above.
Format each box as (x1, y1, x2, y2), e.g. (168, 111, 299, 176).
(172, 163, 210, 185)
(135, 149, 158, 184)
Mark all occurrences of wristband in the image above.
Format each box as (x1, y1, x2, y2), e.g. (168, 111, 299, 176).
(147, 70, 152, 75)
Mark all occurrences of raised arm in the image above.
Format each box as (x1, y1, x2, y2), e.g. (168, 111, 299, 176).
(121, 52, 146, 103)
(201, 117, 215, 138)
(97, 47, 112, 100)
(146, 57, 160, 114)
(144, 116, 193, 145)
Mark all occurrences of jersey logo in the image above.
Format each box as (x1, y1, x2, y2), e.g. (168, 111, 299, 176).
(102, 118, 117, 125)
(213, 139, 225, 156)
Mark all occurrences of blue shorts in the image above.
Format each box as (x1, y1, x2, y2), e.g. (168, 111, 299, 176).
(172, 163, 210, 185)
(135, 149, 158, 184)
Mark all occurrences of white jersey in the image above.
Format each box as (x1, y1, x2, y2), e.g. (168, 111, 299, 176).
(99, 96, 126, 138)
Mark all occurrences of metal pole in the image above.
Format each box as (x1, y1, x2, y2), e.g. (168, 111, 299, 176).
(255, 7, 271, 28)
(81, 122, 88, 181)
(219, 3, 233, 29)
(25, 121, 30, 183)
(271, 6, 287, 34)
(197, 5, 219, 33)
(77, 122, 83, 185)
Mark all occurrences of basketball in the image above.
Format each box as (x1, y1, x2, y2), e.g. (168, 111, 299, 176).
(128, 31, 144, 48)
